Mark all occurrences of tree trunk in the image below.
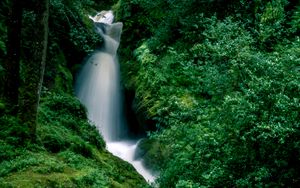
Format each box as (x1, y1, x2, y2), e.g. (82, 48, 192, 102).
(18, 0, 49, 141)
(3, 0, 22, 111)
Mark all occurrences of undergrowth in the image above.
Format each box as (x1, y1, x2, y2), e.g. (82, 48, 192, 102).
(0, 92, 148, 188)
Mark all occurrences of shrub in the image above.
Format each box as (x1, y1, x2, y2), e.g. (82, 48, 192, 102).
(0, 140, 17, 162)
(57, 150, 88, 169)
(38, 93, 105, 154)
(40, 93, 87, 120)
(0, 115, 29, 145)
(39, 125, 71, 153)
(72, 169, 109, 187)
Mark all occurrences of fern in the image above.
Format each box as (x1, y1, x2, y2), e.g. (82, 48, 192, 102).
(290, 5, 300, 32)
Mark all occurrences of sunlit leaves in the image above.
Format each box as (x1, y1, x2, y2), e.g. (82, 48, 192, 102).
(116, 0, 300, 187)
(290, 5, 300, 32)
(134, 43, 157, 64)
(153, 18, 299, 187)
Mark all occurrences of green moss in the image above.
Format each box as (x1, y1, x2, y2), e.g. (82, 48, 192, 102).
(44, 49, 74, 94)
(0, 93, 149, 187)
(54, 64, 73, 94)
(0, 149, 148, 187)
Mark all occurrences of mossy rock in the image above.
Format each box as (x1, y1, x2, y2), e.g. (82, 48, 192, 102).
(0, 93, 149, 188)
(0, 149, 149, 188)
(136, 138, 169, 172)
(54, 64, 73, 94)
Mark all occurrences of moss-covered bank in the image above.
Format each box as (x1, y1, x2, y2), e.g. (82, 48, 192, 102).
(0, 93, 149, 187)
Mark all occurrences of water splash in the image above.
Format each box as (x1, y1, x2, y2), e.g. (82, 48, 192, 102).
(107, 140, 156, 182)
(75, 11, 155, 182)
(88, 10, 114, 24)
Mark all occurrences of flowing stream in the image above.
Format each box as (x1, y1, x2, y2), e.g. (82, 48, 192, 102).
(75, 11, 155, 183)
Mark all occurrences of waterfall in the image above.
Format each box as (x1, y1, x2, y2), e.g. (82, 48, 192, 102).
(75, 11, 155, 183)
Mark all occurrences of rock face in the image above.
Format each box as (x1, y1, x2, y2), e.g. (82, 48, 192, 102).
(89, 10, 114, 24)
(136, 138, 169, 173)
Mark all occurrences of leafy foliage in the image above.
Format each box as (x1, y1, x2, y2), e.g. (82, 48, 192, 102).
(116, 0, 300, 187)
(1, 0, 299, 186)
(38, 93, 105, 154)
(0, 0, 150, 186)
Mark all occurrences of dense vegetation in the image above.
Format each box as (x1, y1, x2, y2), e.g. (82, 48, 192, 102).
(1, 0, 299, 187)
(115, 0, 300, 187)
(0, 93, 147, 187)
(0, 0, 148, 187)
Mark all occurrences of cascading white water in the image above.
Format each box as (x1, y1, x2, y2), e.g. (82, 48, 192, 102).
(75, 11, 155, 182)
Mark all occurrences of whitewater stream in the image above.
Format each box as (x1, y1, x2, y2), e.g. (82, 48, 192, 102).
(75, 11, 155, 183)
